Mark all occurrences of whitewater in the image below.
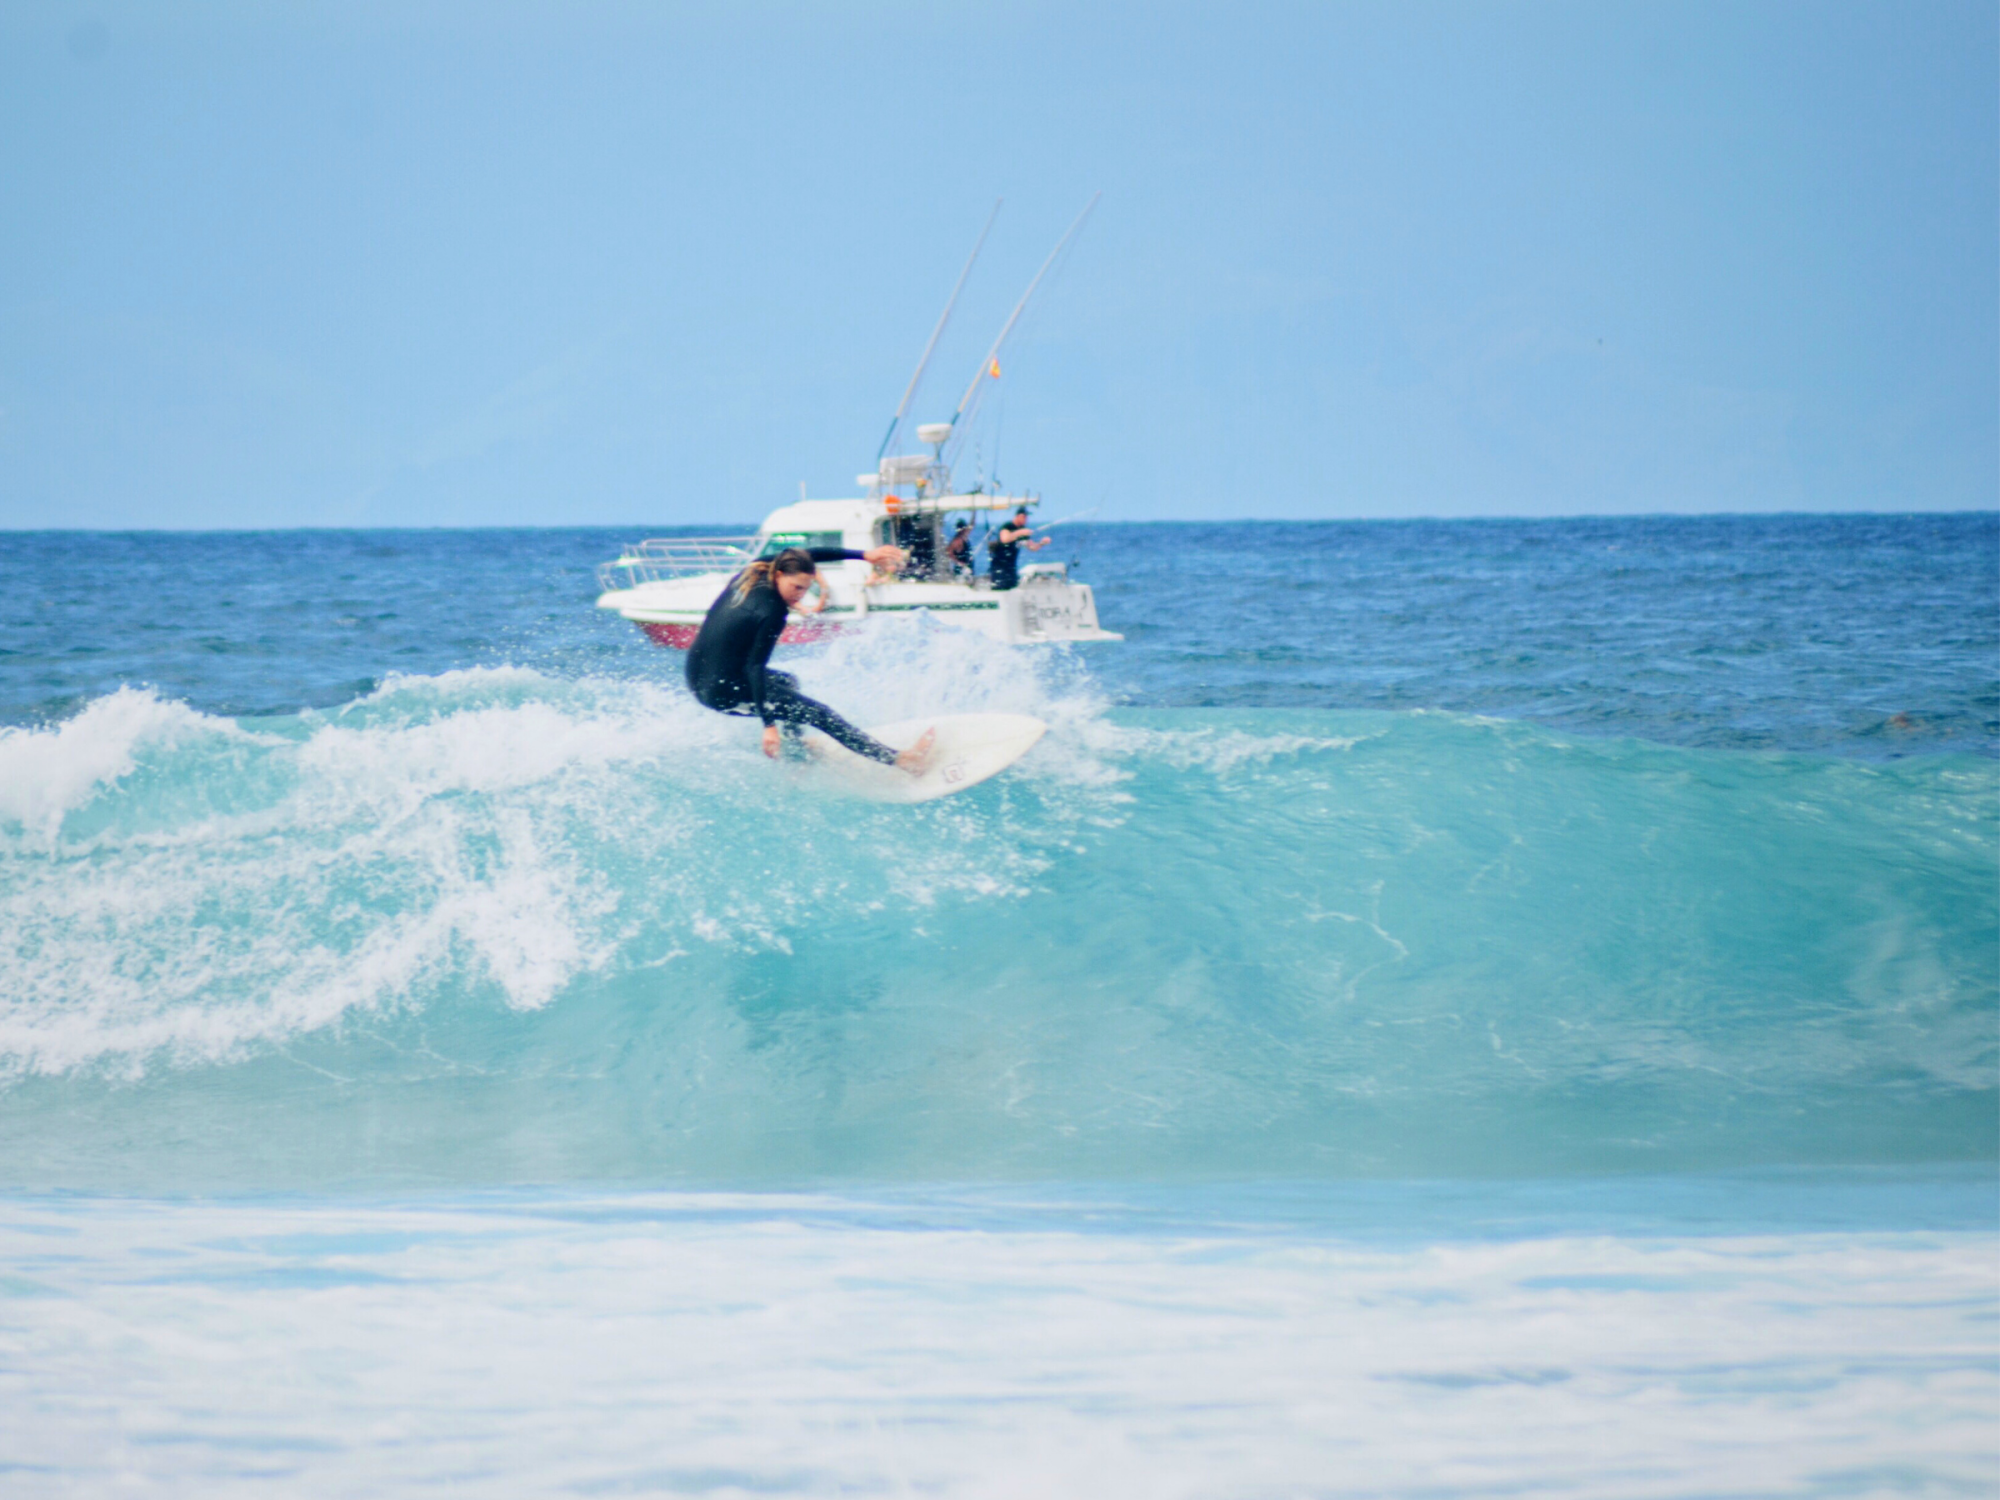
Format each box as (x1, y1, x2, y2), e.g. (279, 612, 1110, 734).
(1, 517, 1994, 1495)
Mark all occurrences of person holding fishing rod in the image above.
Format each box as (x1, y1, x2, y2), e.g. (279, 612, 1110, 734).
(986, 507, 1050, 591)
(685, 544, 934, 774)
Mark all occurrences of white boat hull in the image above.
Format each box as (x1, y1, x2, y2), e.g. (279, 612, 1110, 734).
(598, 569, 1120, 648)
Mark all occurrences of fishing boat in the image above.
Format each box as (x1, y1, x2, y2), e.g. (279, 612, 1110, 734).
(596, 200, 1122, 649)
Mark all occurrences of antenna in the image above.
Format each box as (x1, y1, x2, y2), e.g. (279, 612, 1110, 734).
(943, 192, 1100, 467)
(875, 200, 1002, 465)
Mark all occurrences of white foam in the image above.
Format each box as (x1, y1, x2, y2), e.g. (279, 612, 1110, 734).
(0, 678, 679, 1073)
(0, 1192, 1989, 1498)
(789, 615, 1099, 723)
(0, 688, 247, 842)
(0, 664, 1101, 1077)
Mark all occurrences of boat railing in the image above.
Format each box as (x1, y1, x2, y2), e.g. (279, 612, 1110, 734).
(597, 536, 754, 591)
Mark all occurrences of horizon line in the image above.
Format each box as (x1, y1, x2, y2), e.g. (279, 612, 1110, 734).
(5, 508, 1997, 535)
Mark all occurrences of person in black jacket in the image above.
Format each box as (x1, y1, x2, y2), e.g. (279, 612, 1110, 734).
(686, 545, 933, 772)
(986, 507, 1048, 590)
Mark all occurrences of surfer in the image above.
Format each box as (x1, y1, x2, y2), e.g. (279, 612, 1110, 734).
(686, 545, 933, 773)
(986, 507, 1049, 591)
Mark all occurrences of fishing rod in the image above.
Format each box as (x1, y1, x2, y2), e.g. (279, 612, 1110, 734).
(941, 192, 1101, 469)
(875, 200, 1002, 466)
(1026, 506, 1100, 532)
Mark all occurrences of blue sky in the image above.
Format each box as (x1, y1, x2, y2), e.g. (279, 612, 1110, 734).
(2, 0, 1993, 527)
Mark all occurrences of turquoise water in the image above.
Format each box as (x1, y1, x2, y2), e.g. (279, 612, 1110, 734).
(0, 517, 1994, 1493)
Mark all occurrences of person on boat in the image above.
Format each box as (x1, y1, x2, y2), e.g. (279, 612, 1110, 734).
(686, 545, 933, 773)
(986, 507, 1049, 591)
(900, 514, 937, 577)
(944, 520, 975, 580)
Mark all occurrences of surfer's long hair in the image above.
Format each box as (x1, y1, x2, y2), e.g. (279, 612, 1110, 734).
(732, 547, 817, 601)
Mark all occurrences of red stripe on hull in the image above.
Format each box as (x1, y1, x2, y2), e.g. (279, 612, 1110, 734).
(779, 619, 845, 644)
(639, 622, 700, 649)
(636, 619, 847, 650)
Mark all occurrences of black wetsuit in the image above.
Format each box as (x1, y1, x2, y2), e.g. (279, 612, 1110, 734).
(685, 550, 898, 764)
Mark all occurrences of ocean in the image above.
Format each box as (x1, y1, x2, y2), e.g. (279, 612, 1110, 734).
(1, 515, 1994, 1495)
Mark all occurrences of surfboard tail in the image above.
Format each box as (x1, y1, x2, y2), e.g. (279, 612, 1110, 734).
(805, 713, 1047, 803)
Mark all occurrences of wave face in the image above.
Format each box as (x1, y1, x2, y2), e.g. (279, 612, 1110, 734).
(0, 625, 1993, 1189)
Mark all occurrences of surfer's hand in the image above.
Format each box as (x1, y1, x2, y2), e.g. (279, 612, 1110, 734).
(762, 725, 782, 759)
(862, 545, 905, 572)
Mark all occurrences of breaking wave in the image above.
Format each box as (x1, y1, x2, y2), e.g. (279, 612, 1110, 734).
(0, 623, 1993, 1188)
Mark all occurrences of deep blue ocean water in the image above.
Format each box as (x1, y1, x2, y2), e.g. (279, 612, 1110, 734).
(1, 515, 1994, 1495)
(8, 515, 1996, 756)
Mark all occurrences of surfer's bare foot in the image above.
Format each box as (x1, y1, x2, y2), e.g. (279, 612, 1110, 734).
(895, 727, 935, 776)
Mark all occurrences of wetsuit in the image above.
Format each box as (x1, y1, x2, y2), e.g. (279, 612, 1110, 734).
(685, 550, 899, 765)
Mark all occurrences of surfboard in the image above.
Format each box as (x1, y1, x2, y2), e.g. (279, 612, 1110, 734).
(799, 713, 1047, 803)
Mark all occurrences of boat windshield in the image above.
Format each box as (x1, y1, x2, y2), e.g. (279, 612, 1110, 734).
(758, 530, 847, 558)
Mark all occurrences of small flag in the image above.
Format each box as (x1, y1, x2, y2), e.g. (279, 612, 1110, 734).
(988, 359, 1001, 379)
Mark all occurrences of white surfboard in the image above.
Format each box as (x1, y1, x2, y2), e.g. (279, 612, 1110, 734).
(800, 713, 1047, 803)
